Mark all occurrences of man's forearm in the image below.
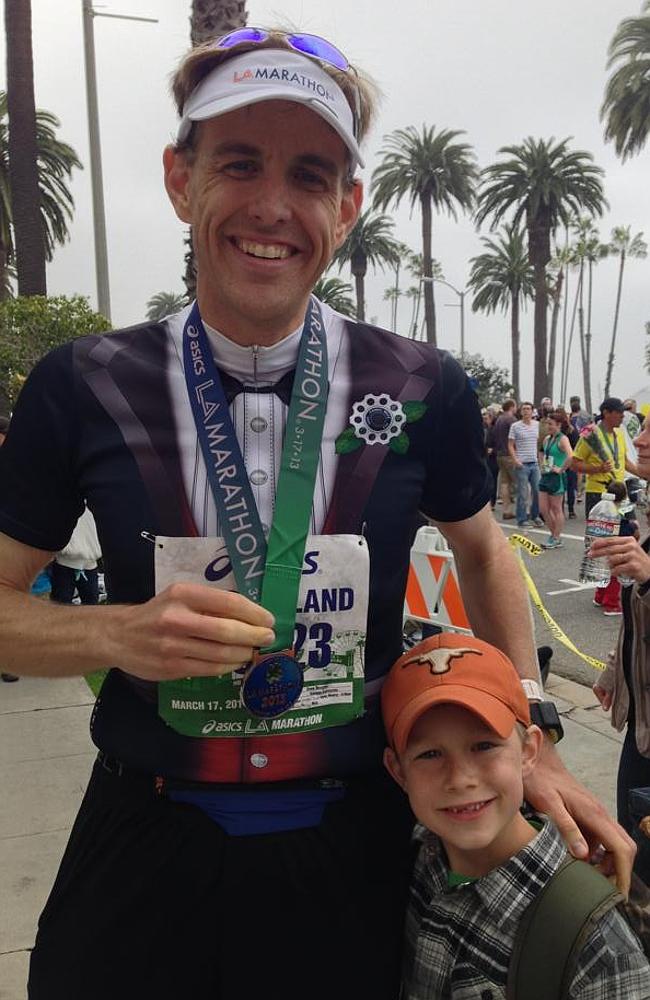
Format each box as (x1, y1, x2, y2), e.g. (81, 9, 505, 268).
(452, 531, 540, 682)
(0, 583, 119, 677)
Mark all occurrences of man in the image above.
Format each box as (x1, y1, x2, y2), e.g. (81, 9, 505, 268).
(0, 415, 18, 682)
(572, 397, 639, 517)
(0, 29, 633, 1000)
(493, 398, 517, 520)
(569, 394, 591, 432)
(508, 402, 544, 528)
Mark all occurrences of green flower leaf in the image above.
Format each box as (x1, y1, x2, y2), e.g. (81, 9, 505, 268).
(389, 431, 410, 455)
(335, 427, 364, 454)
(403, 401, 428, 423)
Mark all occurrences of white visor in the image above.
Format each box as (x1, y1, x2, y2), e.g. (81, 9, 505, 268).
(176, 49, 364, 169)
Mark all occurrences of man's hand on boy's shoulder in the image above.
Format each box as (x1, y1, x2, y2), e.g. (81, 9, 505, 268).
(523, 737, 636, 898)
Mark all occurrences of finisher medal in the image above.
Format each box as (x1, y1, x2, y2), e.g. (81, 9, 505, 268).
(241, 650, 304, 718)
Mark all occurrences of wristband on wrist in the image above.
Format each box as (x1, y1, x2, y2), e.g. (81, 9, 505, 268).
(521, 679, 543, 702)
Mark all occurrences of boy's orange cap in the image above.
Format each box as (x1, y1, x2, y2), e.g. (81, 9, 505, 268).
(381, 632, 531, 755)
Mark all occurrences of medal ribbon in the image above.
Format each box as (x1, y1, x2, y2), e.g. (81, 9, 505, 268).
(182, 299, 328, 652)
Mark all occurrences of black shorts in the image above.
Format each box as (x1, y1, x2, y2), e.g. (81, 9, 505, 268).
(28, 759, 415, 1000)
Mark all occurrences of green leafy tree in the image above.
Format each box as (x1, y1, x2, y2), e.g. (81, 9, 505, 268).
(602, 1, 650, 160)
(331, 209, 401, 322)
(313, 276, 355, 317)
(476, 137, 606, 404)
(0, 295, 109, 410)
(467, 224, 533, 401)
(0, 91, 81, 299)
(372, 126, 478, 345)
(604, 226, 648, 395)
(453, 351, 514, 408)
(146, 291, 188, 322)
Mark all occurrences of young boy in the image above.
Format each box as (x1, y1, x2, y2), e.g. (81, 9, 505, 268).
(381, 632, 650, 999)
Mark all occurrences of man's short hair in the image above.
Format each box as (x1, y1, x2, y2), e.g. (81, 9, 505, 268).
(170, 28, 379, 157)
(624, 398, 637, 411)
(600, 397, 625, 415)
(520, 401, 533, 409)
(569, 395, 580, 404)
(502, 399, 516, 412)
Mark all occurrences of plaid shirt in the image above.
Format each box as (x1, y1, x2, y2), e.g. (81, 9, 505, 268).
(404, 818, 650, 999)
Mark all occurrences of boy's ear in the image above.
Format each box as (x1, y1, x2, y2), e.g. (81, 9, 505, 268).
(521, 724, 543, 778)
(383, 746, 407, 792)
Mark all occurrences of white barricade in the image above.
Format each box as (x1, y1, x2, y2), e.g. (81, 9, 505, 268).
(404, 526, 472, 635)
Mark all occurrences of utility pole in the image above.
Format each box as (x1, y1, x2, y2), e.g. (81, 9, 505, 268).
(436, 278, 466, 361)
(81, 2, 157, 322)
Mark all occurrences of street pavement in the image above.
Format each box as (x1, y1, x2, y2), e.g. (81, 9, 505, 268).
(0, 500, 635, 999)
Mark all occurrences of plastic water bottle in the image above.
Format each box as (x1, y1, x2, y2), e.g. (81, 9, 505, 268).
(579, 493, 621, 586)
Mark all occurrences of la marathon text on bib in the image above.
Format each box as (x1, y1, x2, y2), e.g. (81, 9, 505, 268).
(157, 535, 368, 738)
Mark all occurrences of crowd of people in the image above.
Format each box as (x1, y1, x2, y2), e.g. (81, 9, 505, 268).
(483, 396, 642, 561)
(0, 26, 649, 1000)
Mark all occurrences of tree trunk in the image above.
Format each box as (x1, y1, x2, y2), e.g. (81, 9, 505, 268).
(4, 0, 46, 296)
(510, 290, 520, 401)
(420, 194, 436, 346)
(0, 242, 10, 300)
(528, 211, 550, 404)
(604, 250, 625, 398)
(584, 259, 593, 413)
(190, 0, 247, 45)
(391, 258, 400, 330)
(560, 258, 569, 403)
(562, 268, 582, 404)
(547, 267, 563, 402)
(353, 272, 365, 322)
(577, 260, 590, 412)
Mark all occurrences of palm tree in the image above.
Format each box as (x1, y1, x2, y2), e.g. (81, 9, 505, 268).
(548, 244, 573, 402)
(4, 0, 45, 295)
(602, 1, 650, 160)
(467, 224, 533, 401)
(146, 291, 188, 322)
(476, 137, 606, 404)
(0, 92, 81, 299)
(190, 0, 247, 45)
(371, 126, 478, 346)
(313, 276, 355, 317)
(331, 209, 401, 322)
(402, 253, 444, 340)
(604, 226, 648, 395)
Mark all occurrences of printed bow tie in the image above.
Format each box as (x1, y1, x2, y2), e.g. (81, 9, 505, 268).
(218, 368, 296, 406)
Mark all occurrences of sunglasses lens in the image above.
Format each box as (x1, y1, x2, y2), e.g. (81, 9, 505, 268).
(218, 27, 268, 49)
(288, 33, 348, 70)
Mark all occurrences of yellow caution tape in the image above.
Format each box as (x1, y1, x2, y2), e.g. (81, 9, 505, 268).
(508, 535, 606, 672)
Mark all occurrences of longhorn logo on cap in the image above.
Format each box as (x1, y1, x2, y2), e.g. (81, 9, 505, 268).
(402, 647, 483, 676)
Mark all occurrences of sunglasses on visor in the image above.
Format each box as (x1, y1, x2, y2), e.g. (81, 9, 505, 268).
(212, 28, 360, 139)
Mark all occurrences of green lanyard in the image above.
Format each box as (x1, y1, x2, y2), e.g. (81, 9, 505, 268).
(597, 426, 619, 468)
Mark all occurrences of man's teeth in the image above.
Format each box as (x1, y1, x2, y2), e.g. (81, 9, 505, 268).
(237, 239, 292, 260)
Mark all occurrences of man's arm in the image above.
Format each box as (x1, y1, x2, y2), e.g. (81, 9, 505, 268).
(0, 532, 275, 681)
(508, 437, 521, 466)
(434, 504, 635, 895)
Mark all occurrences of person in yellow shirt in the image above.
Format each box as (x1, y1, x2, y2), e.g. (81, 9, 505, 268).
(572, 397, 639, 517)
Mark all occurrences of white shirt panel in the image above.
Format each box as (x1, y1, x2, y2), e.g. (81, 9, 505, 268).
(165, 301, 351, 538)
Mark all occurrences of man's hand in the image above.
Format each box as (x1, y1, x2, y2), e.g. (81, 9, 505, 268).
(108, 582, 276, 681)
(599, 460, 614, 473)
(590, 535, 650, 585)
(593, 684, 613, 711)
(523, 737, 635, 896)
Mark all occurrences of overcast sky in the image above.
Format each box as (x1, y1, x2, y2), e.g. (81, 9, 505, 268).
(3, 0, 649, 402)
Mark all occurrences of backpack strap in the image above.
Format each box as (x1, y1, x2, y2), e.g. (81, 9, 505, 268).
(506, 856, 622, 1000)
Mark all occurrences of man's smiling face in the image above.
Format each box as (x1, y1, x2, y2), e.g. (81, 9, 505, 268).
(164, 100, 361, 344)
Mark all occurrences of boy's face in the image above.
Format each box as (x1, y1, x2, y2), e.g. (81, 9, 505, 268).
(384, 703, 541, 877)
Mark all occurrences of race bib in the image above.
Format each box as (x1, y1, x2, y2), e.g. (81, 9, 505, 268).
(156, 535, 369, 738)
